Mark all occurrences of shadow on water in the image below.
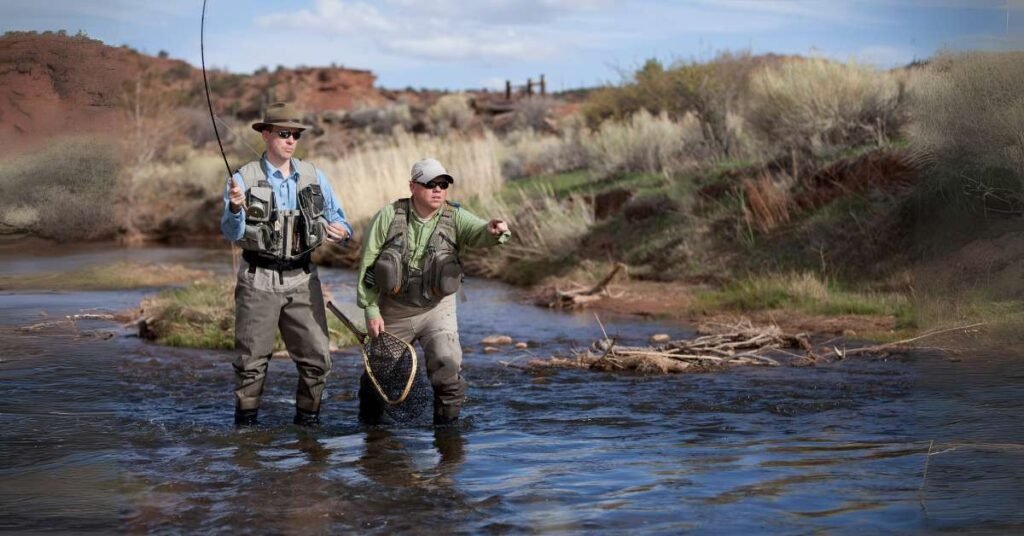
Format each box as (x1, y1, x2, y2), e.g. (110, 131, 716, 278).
(1, 247, 1023, 533)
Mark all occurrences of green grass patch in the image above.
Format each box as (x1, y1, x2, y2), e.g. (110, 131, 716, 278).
(141, 278, 360, 350)
(505, 171, 593, 200)
(0, 262, 209, 291)
(504, 171, 669, 201)
(695, 272, 912, 321)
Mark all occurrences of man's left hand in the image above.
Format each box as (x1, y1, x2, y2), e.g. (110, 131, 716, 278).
(325, 223, 349, 243)
(487, 219, 509, 236)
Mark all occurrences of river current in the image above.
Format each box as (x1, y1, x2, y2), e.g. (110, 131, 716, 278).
(1, 246, 1022, 533)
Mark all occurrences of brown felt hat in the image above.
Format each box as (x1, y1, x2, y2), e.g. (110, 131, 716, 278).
(251, 102, 311, 132)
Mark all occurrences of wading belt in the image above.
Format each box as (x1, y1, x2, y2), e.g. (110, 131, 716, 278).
(243, 250, 311, 273)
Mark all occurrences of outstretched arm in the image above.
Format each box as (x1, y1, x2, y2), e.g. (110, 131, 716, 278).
(455, 207, 511, 248)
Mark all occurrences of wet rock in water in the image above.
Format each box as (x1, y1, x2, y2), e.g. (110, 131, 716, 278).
(481, 335, 513, 345)
(514, 342, 528, 349)
(649, 333, 671, 343)
(462, 346, 475, 354)
(483, 346, 501, 354)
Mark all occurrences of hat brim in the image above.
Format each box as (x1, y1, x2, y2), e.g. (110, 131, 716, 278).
(414, 173, 454, 184)
(251, 120, 310, 132)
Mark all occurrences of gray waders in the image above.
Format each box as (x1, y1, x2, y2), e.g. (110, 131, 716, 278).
(232, 262, 332, 420)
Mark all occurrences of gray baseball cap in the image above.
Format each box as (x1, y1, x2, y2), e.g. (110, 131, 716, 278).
(410, 158, 454, 184)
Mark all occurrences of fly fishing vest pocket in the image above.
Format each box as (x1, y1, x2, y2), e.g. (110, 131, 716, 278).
(371, 242, 405, 295)
(423, 233, 462, 299)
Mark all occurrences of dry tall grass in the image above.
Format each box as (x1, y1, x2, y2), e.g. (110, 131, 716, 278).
(747, 58, 907, 157)
(742, 172, 795, 233)
(317, 130, 503, 225)
(470, 185, 595, 275)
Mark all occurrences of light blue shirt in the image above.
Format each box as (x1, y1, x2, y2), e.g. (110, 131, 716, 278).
(220, 154, 353, 242)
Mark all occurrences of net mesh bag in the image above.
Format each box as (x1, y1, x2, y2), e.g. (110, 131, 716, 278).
(362, 333, 433, 424)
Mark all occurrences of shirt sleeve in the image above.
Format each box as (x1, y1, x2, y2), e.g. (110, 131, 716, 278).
(356, 204, 395, 322)
(220, 173, 247, 242)
(317, 169, 354, 240)
(454, 206, 511, 249)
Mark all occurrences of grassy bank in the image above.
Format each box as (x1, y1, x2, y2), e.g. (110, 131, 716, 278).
(139, 278, 360, 350)
(0, 262, 208, 291)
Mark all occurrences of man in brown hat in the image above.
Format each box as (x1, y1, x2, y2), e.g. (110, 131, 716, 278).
(355, 158, 510, 426)
(221, 102, 352, 427)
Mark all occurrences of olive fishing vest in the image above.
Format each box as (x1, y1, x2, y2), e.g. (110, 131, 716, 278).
(367, 198, 463, 308)
(233, 158, 328, 262)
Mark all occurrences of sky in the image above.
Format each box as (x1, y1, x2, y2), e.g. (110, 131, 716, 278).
(1, 0, 1022, 91)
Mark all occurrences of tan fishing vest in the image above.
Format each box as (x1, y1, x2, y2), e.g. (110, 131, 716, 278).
(233, 158, 328, 261)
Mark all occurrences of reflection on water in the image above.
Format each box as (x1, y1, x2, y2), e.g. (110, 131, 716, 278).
(0, 247, 1023, 532)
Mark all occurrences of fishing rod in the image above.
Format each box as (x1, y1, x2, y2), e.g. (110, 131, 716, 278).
(200, 0, 233, 182)
(202, 0, 260, 273)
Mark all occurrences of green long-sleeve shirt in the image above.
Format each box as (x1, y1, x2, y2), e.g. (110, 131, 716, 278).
(357, 200, 511, 321)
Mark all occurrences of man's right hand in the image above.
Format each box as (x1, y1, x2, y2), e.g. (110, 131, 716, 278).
(367, 317, 385, 338)
(228, 180, 245, 213)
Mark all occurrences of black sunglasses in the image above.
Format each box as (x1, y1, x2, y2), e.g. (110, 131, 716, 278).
(275, 129, 302, 140)
(419, 180, 451, 190)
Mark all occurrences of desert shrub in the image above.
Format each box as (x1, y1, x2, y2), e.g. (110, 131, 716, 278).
(746, 57, 908, 158)
(500, 128, 587, 179)
(908, 51, 1024, 190)
(582, 53, 763, 158)
(582, 110, 703, 178)
(346, 103, 414, 135)
(511, 96, 556, 132)
(426, 94, 474, 135)
(0, 137, 120, 240)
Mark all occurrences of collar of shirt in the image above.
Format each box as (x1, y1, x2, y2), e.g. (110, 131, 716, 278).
(260, 154, 299, 181)
(259, 153, 300, 210)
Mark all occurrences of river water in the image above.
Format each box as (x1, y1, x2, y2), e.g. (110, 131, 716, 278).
(1, 246, 1022, 533)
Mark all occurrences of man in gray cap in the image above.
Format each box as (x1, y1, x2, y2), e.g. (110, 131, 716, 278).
(356, 158, 510, 426)
(221, 102, 353, 427)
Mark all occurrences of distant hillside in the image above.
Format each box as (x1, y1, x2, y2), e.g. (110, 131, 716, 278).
(0, 31, 388, 156)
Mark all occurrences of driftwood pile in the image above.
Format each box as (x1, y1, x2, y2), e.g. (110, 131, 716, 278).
(525, 320, 985, 375)
(16, 313, 120, 341)
(532, 320, 807, 374)
(534, 263, 625, 309)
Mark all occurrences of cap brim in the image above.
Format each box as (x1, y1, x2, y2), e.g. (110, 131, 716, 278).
(415, 173, 454, 184)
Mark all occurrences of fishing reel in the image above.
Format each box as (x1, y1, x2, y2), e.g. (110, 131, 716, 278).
(246, 186, 274, 222)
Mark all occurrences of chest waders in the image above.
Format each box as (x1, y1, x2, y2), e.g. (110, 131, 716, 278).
(365, 199, 464, 308)
(233, 159, 329, 269)
(230, 158, 335, 425)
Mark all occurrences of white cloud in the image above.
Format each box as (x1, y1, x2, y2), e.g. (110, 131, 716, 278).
(254, 0, 393, 34)
(258, 0, 585, 63)
(383, 34, 559, 62)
